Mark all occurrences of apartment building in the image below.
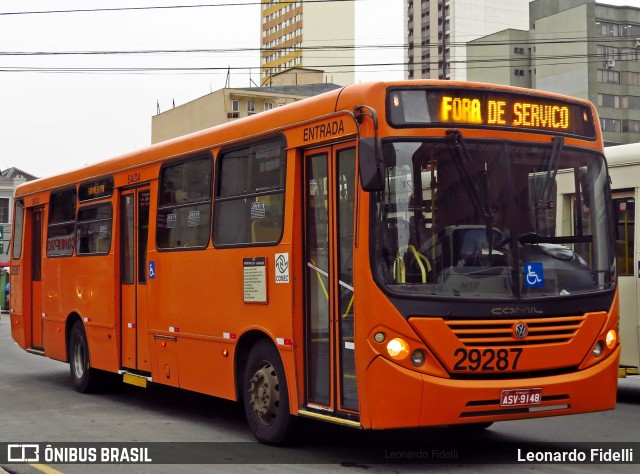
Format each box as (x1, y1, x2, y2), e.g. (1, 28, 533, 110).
(260, 0, 355, 86)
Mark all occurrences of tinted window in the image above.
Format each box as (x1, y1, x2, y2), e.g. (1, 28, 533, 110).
(47, 188, 76, 257)
(76, 203, 112, 255)
(157, 156, 212, 249)
(214, 138, 286, 246)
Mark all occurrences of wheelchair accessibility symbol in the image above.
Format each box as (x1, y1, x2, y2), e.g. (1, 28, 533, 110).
(525, 262, 544, 288)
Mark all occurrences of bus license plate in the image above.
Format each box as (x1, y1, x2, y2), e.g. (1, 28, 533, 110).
(500, 388, 542, 407)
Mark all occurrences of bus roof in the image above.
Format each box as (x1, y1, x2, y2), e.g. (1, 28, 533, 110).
(606, 143, 640, 167)
(15, 79, 599, 198)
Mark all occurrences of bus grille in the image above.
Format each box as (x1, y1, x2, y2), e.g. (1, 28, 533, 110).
(446, 315, 586, 347)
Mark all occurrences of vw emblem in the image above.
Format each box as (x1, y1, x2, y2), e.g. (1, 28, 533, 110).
(513, 322, 528, 340)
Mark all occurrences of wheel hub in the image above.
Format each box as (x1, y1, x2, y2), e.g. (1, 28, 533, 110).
(248, 363, 279, 424)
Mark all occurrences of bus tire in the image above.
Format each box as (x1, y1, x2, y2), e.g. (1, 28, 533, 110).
(68, 321, 100, 393)
(242, 339, 295, 445)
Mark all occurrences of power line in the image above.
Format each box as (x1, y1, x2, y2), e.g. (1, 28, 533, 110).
(0, 53, 628, 75)
(0, 37, 635, 60)
(0, 0, 359, 16)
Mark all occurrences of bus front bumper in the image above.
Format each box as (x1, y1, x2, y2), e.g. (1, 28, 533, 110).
(363, 346, 620, 429)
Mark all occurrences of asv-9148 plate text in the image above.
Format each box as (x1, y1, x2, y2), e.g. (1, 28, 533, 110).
(500, 388, 542, 407)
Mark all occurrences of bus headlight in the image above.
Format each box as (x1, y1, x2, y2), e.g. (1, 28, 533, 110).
(387, 338, 410, 360)
(606, 330, 617, 349)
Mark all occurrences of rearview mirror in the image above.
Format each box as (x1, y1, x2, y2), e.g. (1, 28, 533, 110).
(358, 137, 384, 192)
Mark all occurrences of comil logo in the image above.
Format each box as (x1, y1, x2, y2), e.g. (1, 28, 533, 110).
(8, 444, 40, 462)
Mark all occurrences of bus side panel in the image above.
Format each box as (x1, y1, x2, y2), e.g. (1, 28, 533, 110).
(146, 242, 296, 401)
(42, 319, 66, 361)
(41, 253, 119, 372)
(175, 337, 234, 398)
(10, 207, 35, 350)
(9, 265, 27, 349)
(364, 356, 423, 429)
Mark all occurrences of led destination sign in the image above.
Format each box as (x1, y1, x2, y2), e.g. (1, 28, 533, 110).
(388, 88, 595, 139)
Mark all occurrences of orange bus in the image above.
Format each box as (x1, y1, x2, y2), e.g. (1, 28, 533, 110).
(9, 80, 619, 444)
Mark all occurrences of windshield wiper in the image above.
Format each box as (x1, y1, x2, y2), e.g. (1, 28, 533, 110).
(445, 129, 492, 219)
(537, 136, 564, 210)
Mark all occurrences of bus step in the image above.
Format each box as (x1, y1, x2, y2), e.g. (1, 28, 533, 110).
(25, 347, 45, 356)
(121, 371, 150, 388)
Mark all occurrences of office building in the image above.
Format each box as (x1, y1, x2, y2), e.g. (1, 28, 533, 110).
(467, 0, 640, 145)
(404, 0, 530, 80)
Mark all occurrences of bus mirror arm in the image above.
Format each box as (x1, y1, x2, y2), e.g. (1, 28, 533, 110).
(354, 106, 383, 191)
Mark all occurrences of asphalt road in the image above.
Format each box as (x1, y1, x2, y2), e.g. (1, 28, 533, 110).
(0, 312, 638, 473)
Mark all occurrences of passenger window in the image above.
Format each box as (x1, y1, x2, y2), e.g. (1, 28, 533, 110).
(76, 203, 113, 255)
(214, 137, 286, 246)
(613, 196, 634, 276)
(157, 155, 212, 250)
(12, 199, 24, 259)
(47, 188, 76, 257)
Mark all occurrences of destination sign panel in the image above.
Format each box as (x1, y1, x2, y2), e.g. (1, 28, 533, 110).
(387, 87, 595, 139)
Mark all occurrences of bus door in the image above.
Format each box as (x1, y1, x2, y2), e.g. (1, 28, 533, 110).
(612, 191, 639, 369)
(304, 144, 359, 418)
(120, 187, 151, 371)
(30, 207, 44, 349)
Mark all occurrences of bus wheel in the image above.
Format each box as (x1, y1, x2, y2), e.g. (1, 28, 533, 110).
(243, 340, 295, 445)
(68, 321, 99, 393)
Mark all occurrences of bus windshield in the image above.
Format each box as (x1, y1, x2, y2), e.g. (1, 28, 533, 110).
(373, 136, 614, 299)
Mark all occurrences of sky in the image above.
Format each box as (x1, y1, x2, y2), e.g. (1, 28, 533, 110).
(0, 0, 634, 179)
(0, 0, 404, 178)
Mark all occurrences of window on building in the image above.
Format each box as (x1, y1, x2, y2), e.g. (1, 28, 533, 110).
(76, 203, 112, 255)
(621, 23, 640, 37)
(514, 69, 525, 76)
(264, 102, 273, 111)
(596, 20, 619, 36)
(47, 188, 76, 257)
(622, 95, 640, 108)
(620, 48, 639, 61)
(597, 69, 620, 84)
(622, 120, 640, 133)
(0, 198, 8, 224)
(597, 93, 620, 108)
(600, 118, 621, 133)
(597, 45, 619, 59)
(214, 137, 286, 246)
(232, 100, 240, 112)
(157, 155, 212, 250)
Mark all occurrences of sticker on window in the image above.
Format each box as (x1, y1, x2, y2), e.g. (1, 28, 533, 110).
(166, 214, 177, 228)
(251, 201, 266, 220)
(188, 210, 200, 226)
(525, 262, 544, 288)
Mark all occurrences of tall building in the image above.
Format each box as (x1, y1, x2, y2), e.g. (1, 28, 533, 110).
(467, 0, 640, 145)
(404, 0, 530, 81)
(260, 0, 355, 86)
